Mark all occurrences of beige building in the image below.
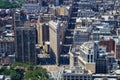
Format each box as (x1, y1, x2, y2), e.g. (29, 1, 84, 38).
(69, 41, 98, 73)
(36, 23, 49, 45)
(49, 20, 60, 65)
(36, 16, 49, 45)
(50, 6, 70, 16)
(69, 51, 95, 73)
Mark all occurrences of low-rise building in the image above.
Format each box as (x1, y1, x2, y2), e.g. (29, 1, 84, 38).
(62, 67, 92, 80)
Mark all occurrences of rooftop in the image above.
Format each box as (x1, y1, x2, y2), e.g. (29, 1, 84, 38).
(49, 20, 60, 30)
(0, 37, 14, 42)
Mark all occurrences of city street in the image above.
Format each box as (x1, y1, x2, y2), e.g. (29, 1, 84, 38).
(60, 0, 79, 65)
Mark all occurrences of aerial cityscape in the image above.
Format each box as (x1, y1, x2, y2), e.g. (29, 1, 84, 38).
(0, 0, 120, 80)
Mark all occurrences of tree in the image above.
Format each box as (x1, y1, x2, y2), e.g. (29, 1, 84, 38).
(0, 0, 22, 8)
(0, 62, 50, 80)
(0, 66, 23, 80)
(10, 70, 21, 80)
(24, 67, 50, 80)
(15, 69, 24, 80)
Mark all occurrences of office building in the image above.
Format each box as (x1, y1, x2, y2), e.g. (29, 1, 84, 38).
(14, 12, 23, 27)
(99, 39, 116, 53)
(0, 37, 14, 56)
(78, 9, 97, 17)
(49, 20, 60, 65)
(69, 41, 99, 73)
(92, 23, 111, 40)
(95, 53, 108, 74)
(73, 31, 90, 45)
(36, 23, 49, 45)
(15, 27, 37, 65)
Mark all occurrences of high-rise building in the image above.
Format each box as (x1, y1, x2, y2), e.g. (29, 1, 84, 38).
(49, 20, 60, 65)
(15, 27, 37, 65)
(36, 23, 49, 45)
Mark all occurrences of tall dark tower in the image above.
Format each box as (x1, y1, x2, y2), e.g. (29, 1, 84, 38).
(15, 27, 37, 65)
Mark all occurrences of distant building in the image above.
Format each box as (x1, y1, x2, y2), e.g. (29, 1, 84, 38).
(14, 12, 23, 27)
(54, 6, 70, 16)
(95, 51, 117, 74)
(92, 23, 111, 40)
(8, 55, 15, 64)
(22, 3, 41, 13)
(78, 9, 97, 17)
(73, 31, 90, 45)
(0, 37, 14, 55)
(15, 27, 37, 65)
(99, 39, 116, 54)
(25, 0, 39, 3)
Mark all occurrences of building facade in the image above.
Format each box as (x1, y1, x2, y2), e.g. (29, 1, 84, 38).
(36, 23, 49, 45)
(62, 67, 92, 80)
(15, 27, 37, 65)
(49, 20, 60, 65)
(0, 37, 14, 55)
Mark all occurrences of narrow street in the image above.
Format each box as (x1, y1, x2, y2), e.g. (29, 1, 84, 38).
(60, 0, 79, 65)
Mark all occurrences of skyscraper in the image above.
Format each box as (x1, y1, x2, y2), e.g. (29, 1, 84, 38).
(36, 23, 49, 45)
(15, 27, 37, 65)
(49, 20, 60, 65)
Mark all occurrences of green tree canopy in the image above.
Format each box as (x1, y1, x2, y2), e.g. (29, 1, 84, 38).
(0, 0, 23, 8)
(0, 62, 50, 80)
(24, 67, 50, 80)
